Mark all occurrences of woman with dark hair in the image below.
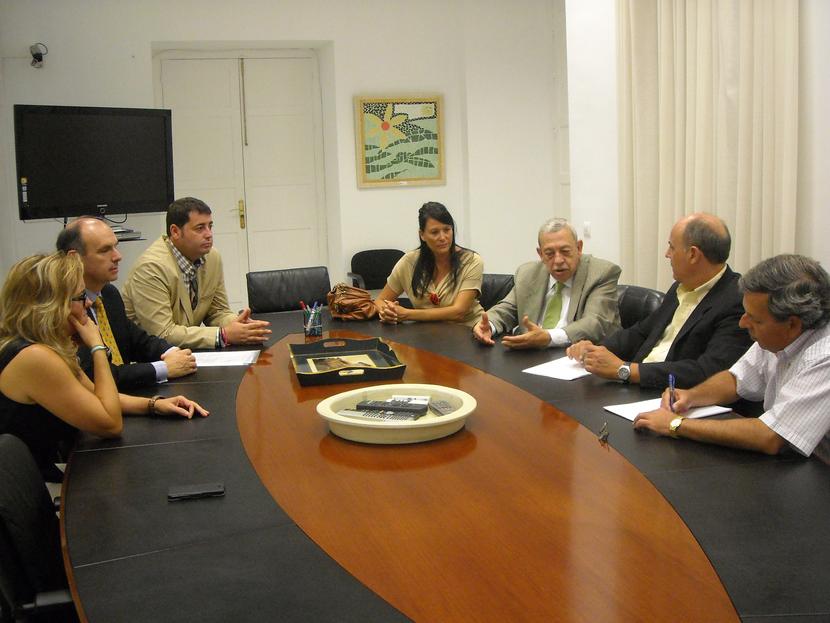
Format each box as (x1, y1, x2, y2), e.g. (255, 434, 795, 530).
(373, 202, 485, 326)
(0, 253, 208, 480)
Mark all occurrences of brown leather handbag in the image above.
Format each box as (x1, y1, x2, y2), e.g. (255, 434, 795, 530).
(326, 283, 378, 321)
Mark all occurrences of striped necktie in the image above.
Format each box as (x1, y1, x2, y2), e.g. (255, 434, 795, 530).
(542, 282, 564, 329)
(93, 297, 124, 365)
(189, 276, 199, 310)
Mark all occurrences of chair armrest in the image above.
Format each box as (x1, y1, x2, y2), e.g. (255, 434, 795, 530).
(22, 588, 75, 617)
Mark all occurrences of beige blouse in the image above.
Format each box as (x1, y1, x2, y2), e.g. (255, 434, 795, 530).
(386, 249, 485, 326)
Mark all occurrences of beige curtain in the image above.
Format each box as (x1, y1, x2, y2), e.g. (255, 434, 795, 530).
(618, 0, 799, 289)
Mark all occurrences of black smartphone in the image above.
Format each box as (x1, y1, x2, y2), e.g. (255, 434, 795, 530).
(167, 482, 225, 502)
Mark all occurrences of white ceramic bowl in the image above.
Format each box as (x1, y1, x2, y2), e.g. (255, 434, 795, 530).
(316, 383, 476, 444)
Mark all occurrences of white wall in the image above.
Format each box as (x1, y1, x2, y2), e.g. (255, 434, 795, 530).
(564, 0, 620, 267)
(0, 0, 563, 284)
(462, 0, 558, 272)
(0, 1, 170, 278)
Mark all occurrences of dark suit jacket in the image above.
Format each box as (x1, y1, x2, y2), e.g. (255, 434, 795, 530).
(601, 266, 752, 389)
(78, 284, 173, 391)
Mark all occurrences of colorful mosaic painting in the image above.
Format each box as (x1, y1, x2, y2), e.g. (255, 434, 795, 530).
(354, 95, 445, 188)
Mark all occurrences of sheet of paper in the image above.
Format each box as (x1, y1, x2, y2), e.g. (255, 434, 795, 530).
(522, 356, 591, 380)
(603, 397, 731, 421)
(194, 350, 260, 367)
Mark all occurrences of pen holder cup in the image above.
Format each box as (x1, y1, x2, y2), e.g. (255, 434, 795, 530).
(303, 317, 323, 339)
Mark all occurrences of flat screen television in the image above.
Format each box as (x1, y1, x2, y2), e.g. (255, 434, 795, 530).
(14, 104, 174, 220)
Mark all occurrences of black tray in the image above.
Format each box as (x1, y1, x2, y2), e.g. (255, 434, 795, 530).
(288, 337, 406, 386)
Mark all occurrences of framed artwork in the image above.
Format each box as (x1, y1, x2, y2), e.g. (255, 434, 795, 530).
(354, 95, 445, 188)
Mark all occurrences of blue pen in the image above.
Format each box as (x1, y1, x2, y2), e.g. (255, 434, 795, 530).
(668, 373, 676, 412)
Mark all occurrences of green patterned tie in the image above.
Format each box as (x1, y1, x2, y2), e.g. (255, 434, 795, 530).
(542, 282, 564, 329)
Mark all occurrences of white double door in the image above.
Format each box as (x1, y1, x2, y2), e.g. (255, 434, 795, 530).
(156, 51, 327, 309)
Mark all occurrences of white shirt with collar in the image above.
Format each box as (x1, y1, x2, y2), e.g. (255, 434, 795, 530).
(730, 322, 830, 460)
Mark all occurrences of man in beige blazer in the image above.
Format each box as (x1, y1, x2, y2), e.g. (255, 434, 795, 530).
(473, 218, 621, 349)
(123, 197, 271, 350)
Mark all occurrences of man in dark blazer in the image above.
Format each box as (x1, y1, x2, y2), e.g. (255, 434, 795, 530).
(56, 218, 197, 390)
(473, 218, 621, 349)
(567, 213, 752, 389)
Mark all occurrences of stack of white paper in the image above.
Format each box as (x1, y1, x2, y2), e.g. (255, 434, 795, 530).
(193, 351, 260, 367)
(603, 398, 731, 421)
(522, 356, 591, 381)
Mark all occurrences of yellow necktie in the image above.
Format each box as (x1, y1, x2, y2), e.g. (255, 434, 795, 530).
(93, 297, 124, 365)
(542, 282, 564, 329)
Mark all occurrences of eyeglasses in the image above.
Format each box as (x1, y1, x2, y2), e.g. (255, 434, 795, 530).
(71, 293, 87, 303)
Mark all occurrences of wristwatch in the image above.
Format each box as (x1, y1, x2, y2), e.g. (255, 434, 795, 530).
(669, 415, 686, 438)
(616, 362, 631, 383)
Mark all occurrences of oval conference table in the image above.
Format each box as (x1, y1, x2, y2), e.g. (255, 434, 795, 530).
(62, 311, 830, 622)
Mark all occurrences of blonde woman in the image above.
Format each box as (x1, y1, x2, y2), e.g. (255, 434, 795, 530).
(0, 253, 208, 479)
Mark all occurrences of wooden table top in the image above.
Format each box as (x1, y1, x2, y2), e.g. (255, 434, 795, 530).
(237, 331, 738, 622)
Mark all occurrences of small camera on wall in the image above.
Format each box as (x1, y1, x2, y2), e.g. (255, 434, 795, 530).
(30, 43, 48, 68)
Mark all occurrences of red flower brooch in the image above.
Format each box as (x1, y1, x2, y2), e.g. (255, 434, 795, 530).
(429, 292, 440, 306)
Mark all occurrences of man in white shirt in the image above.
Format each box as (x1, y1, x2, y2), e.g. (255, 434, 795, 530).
(473, 218, 621, 349)
(634, 254, 830, 463)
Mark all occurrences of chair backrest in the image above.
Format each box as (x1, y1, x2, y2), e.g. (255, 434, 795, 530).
(616, 284, 665, 329)
(246, 267, 331, 313)
(0, 435, 67, 612)
(349, 249, 405, 290)
(480, 273, 515, 310)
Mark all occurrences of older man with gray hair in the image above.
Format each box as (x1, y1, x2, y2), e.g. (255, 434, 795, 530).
(635, 254, 830, 463)
(473, 217, 621, 349)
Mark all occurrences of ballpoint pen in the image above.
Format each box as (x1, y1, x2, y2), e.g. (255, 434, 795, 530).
(668, 373, 676, 412)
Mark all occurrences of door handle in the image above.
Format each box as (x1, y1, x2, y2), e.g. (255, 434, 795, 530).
(237, 199, 246, 229)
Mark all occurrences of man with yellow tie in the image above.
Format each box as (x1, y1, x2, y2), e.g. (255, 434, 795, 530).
(567, 213, 753, 390)
(56, 218, 197, 390)
(473, 218, 622, 349)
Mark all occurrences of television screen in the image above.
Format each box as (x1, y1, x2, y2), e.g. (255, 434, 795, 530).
(14, 104, 174, 220)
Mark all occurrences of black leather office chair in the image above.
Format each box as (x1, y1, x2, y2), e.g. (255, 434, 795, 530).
(0, 435, 76, 623)
(479, 273, 515, 310)
(347, 249, 405, 290)
(616, 284, 664, 329)
(246, 267, 331, 313)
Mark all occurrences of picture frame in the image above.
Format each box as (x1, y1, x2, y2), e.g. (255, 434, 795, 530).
(354, 95, 445, 188)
